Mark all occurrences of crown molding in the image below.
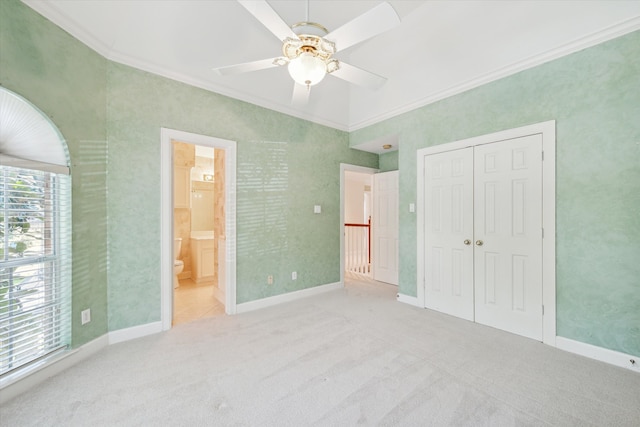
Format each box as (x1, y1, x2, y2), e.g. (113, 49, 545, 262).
(23, 0, 114, 58)
(21, 0, 350, 131)
(106, 50, 350, 132)
(348, 16, 640, 132)
(22, 1, 640, 133)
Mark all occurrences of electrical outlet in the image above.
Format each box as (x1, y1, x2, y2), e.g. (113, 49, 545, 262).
(267, 275, 273, 285)
(81, 309, 91, 325)
(292, 271, 297, 280)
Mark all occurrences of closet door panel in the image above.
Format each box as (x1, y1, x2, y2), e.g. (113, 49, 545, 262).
(424, 148, 474, 321)
(474, 135, 543, 340)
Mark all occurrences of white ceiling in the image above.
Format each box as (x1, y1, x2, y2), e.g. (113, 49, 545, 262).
(24, 0, 640, 139)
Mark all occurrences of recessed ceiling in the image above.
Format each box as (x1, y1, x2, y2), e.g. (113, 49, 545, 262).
(23, 0, 640, 135)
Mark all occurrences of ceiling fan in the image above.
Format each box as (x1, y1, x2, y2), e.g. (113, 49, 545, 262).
(213, 0, 400, 104)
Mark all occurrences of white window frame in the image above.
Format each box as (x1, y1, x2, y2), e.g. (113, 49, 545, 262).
(0, 87, 72, 387)
(0, 163, 72, 379)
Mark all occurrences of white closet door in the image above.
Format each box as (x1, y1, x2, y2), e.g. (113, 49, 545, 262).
(423, 148, 474, 321)
(373, 170, 399, 285)
(474, 135, 543, 340)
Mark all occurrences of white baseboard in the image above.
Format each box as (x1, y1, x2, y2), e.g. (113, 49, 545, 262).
(556, 336, 640, 373)
(236, 282, 343, 314)
(0, 334, 109, 404)
(397, 293, 422, 308)
(108, 321, 163, 345)
(1, 321, 165, 403)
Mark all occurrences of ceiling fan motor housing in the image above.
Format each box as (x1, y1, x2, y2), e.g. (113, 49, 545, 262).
(281, 22, 340, 85)
(283, 35, 335, 62)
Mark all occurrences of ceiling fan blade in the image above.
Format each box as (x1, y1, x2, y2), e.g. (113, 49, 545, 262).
(238, 0, 298, 42)
(213, 57, 282, 75)
(325, 2, 400, 52)
(291, 83, 310, 106)
(330, 62, 387, 90)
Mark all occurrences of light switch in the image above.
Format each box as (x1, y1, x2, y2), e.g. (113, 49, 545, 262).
(409, 203, 415, 213)
(314, 205, 321, 214)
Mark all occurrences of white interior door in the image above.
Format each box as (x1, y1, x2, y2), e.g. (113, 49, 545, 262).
(423, 148, 474, 321)
(474, 135, 543, 340)
(373, 170, 399, 285)
(417, 121, 554, 343)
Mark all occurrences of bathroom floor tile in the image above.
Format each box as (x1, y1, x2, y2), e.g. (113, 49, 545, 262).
(173, 278, 225, 325)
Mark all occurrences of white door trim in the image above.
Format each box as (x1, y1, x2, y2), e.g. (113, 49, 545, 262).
(160, 128, 237, 331)
(417, 120, 556, 346)
(340, 163, 378, 285)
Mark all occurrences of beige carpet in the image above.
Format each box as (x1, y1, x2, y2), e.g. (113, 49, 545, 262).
(2, 278, 639, 426)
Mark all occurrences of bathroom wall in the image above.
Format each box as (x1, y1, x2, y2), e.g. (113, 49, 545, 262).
(0, 0, 109, 347)
(173, 141, 195, 278)
(350, 30, 640, 357)
(213, 148, 226, 289)
(191, 150, 216, 233)
(173, 142, 218, 279)
(191, 181, 215, 231)
(191, 146, 215, 182)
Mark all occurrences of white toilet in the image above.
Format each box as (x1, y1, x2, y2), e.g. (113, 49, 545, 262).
(174, 238, 184, 288)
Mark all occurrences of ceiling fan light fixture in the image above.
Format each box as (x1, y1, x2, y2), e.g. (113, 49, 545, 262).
(218, 1, 400, 99)
(288, 52, 327, 86)
(273, 57, 288, 67)
(291, 22, 329, 38)
(283, 38, 302, 58)
(326, 59, 340, 74)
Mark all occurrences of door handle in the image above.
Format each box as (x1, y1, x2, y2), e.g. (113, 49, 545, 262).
(463, 239, 471, 246)
(475, 240, 484, 246)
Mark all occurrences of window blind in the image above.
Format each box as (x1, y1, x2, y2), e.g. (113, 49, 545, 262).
(0, 88, 69, 170)
(0, 154, 69, 176)
(0, 164, 72, 377)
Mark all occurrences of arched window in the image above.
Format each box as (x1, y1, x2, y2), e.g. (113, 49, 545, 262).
(0, 88, 71, 377)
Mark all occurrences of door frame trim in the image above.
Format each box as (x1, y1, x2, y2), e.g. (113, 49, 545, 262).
(340, 163, 378, 285)
(416, 120, 556, 346)
(160, 128, 237, 331)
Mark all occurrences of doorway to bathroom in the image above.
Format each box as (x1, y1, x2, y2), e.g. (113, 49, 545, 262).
(160, 128, 237, 331)
(172, 142, 225, 324)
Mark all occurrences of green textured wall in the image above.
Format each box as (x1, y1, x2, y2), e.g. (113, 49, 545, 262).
(351, 31, 640, 356)
(106, 63, 378, 329)
(1, 0, 378, 339)
(379, 151, 399, 172)
(5, 0, 638, 358)
(0, 0, 108, 346)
